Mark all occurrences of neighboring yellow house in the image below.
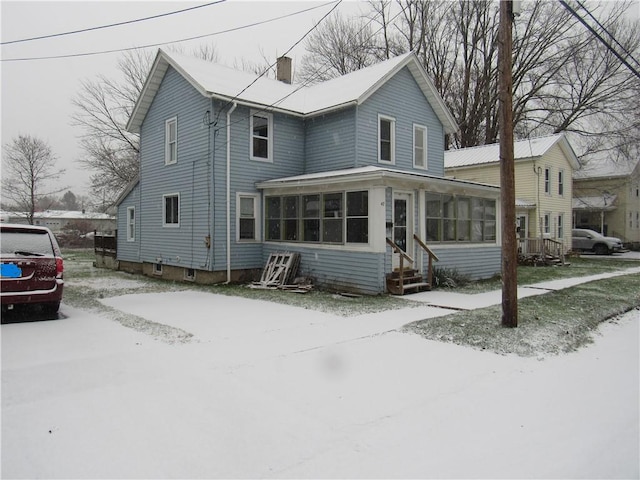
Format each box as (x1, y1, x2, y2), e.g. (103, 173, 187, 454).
(444, 134, 580, 251)
(573, 158, 640, 247)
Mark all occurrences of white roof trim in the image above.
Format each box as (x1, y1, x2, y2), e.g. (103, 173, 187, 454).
(127, 49, 458, 134)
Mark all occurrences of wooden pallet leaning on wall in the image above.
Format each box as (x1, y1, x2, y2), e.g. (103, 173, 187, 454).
(251, 252, 307, 291)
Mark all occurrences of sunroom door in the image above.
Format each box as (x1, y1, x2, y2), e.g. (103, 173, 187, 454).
(392, 192, 413, 270)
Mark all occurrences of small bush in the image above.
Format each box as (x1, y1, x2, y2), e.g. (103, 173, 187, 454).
(432, 266, 471, 289)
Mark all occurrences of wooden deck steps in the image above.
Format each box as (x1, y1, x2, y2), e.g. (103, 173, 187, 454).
(386, 269, 431, 295)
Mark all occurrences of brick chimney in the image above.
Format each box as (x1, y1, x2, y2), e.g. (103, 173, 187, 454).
(276, 56, 292, 84)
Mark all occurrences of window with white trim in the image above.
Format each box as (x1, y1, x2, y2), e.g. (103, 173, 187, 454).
(265, 191, 368, 245)
(127, 206, 135, 241)
(426, 193, 496, 243)
(558, 169, 564, 196)
(163, 193, 180, 227)
(250, 111, 272, 161)
(413, 124, 427, 169)
(544, 213, 551, 234)
(165, 117, 177, 165)
(558, 213, 564, 238)
(378, 115, 395, 164)
(237, 194, 259, 241)
(544, 167, 551, 194)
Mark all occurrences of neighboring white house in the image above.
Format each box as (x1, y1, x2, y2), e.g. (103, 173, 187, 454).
(3, 210, 116, 234)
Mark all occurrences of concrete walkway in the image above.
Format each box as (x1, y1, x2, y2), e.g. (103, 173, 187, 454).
(403, 265, 640, 311)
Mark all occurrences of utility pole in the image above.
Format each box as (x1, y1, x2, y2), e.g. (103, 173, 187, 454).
(499, 0, 518, 328)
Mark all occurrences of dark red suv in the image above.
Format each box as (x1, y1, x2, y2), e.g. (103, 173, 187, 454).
(1, 223, 64, 314)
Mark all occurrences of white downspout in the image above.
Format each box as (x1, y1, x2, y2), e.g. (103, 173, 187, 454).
(226, 102, 237, 283)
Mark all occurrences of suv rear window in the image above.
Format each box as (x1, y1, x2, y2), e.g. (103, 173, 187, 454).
(1, 230, 55, 256)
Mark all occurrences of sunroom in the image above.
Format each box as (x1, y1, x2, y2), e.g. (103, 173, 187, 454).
(256, 166, 501, 295)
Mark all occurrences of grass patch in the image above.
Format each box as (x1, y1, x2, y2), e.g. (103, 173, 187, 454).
(450, 256, 640, 293)
(404, 273, 640, 357)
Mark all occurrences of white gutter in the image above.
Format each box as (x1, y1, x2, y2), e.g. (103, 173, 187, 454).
(226, 102, 237, 283)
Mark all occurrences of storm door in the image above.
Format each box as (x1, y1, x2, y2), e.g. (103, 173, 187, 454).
(392, 192, 413, 270)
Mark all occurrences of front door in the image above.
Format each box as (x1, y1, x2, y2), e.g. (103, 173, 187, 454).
(517, 214, 527, 253)
(392, 192, 413, 270)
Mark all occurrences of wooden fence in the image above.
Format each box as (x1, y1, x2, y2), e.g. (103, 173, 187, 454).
(94, 231, 117, 258)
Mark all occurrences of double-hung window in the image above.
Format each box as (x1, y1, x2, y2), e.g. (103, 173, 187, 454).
(346, 191, 368, 243)
(544, 167, 551, 194)
(323, 193, 343, 243)
(237, 194, 259, 241)
(558, 169, 564, 196)
(378, 115, 395, 164)
(250, 111, 272, 161)
(165, 117, 177, 165)
(127, 207, 135, 241)
(163, 193, 180, 227)
(413, 125, 427, 169)
(558, 213, 564, 239)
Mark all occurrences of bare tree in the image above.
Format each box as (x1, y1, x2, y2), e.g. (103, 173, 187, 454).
(297, 12, 384, 84)
(72, 45, 220, 207)
(1, 135, 66, 224)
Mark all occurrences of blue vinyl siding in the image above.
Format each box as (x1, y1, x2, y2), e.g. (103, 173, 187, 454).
(356, 67, 445, 177)
(426, 246, 502, 280)
(116, 182, 140, 262)
(304, 108, 357, 173)
(263, 244, 385, 294)
(138, 67, 211, 269)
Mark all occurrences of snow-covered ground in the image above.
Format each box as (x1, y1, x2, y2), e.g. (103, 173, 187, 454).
(2, 288, 638, 479)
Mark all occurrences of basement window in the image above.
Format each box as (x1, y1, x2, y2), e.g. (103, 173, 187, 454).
(184, 268, 196, 282)
(153, 263, 163, 275)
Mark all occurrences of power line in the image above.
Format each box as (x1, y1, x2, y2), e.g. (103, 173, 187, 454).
(1, 1, 227, 45)
(213, 2, 404, 150)
(574, 0, 640, 69)
(1, 1, 338, 62)
(558, 0, 640, 80)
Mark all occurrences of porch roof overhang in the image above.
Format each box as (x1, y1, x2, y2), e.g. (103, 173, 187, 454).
(515, 198, 537, 210)
(573, 194, 618, 212)
(256, 166, 500, 196)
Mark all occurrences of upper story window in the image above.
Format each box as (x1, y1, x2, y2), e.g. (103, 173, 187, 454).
(544, 167, 551, 194)
(378, 115, 395, 164)
(163, 193, 180, 227)
(558, 169, 564, 196)
(127, 207, 135, 242)
(237, 193, 259, 241)
(165, 117, 177, 165)
(250, 111, 273, 162)
(413, 125, 427, 169)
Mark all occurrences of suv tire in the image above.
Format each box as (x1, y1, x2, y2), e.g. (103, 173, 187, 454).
(593, 243, 609, 255)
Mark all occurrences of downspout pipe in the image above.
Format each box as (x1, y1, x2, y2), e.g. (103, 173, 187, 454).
(226, 102, 237, 283)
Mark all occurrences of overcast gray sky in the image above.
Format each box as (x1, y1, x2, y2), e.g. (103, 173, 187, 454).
(1, 0, 365, 203)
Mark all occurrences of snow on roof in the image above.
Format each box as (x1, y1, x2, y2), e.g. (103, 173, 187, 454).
(8, 210, 115, 220)
(573, 194, 618, 211)
(444, 134, 580, 170)
(573, 157, 638, 180)
(515, 198, 536, 208)
(127, 49, 457, 134)
(256, 165, 499, 191)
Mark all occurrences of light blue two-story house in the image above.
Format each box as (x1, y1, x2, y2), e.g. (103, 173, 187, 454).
(116, 49, 501, 294)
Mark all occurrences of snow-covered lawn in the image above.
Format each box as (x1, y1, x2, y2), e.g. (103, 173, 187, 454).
(2, 286, 638, 479)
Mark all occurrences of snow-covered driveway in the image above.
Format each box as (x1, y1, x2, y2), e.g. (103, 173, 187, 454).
(2, 291, 638, 479)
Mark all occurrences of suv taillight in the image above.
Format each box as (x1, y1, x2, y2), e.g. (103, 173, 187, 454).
(55, 257, 64, 279)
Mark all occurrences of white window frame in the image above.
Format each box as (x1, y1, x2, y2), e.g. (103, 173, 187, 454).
(127, 206, 135, 242)
(163, 193, 180, 227)
(378, 114, 396, 164)
(236, 193, 260, 242)
(165, 117, 177, 165)
(544, 212, 551, 234)
(558, 169, 565, 196)
(250, 110, 273, 162)
(557, 213, 564, 239)
(413, 124, 427, 170)
(544, 167, 551, 195)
